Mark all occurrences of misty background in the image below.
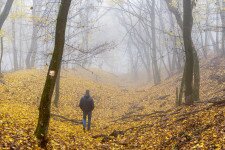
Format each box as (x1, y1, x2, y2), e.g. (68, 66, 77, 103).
(0, 0, 222, 85)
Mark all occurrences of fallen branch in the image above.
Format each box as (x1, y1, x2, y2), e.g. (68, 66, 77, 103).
(195, 97, 225, 106)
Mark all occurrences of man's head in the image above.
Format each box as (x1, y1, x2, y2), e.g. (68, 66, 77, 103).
(85, 90, 90, 96)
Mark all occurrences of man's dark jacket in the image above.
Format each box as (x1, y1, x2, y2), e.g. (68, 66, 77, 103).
(79, 95, 94, 112)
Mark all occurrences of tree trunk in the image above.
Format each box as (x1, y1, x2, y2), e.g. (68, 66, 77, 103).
(216, 0, 220, 54)
(150, 0, 161, 84)
(176, 87, 180, 106)
(165, 0, 200, 105)
(159, 3, 172, 76)
(0, 37, 3, 73)
(157, 34, 171, 77)
(26, 0, 38, 69)
(0, 0, 14, 29)
(19, 18, 22, 69)
(30, 26, 38, 68)
(193, 51, 200, 101)
(203, 0, 209, 58)
(178, 68, 185, 104)
(209, 31, 217, 54)
(12, 19, 18, 71)
(183, 0, 194, 105)
(222, 29, 225, 55)
(34, 0, 72, 147)
(0, 0, 14, 73)
(220, 0, 225, 55)
(54, 65, 61, 108)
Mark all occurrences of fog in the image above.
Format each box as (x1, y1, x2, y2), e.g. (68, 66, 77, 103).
(0, 0, 223, 84)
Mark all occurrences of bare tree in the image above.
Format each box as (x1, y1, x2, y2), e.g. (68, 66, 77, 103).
(0, 0, 14, 73)
(183, 0, 194, 105)
(25, 0, 39, 69)
(165, 0, 200, 105)
(35, 0, 72, 147)
(148, 0, 161, 84)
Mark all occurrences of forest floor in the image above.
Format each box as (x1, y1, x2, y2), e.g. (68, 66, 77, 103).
(0, 57, 225, 149)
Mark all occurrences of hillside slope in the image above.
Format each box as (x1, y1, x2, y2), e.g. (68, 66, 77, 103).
(0, 57, 225, 149)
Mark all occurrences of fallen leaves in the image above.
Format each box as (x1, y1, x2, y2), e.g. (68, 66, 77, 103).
(0, 58, 225, 149)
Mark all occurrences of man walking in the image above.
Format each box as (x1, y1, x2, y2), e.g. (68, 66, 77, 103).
(79, 90, 94, 131)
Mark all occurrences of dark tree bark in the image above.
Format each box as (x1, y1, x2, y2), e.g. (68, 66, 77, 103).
(54, 65, 61, 108)
(0, 0, 14, 73)
(34, 0, 72, 147)
(0, 0, 14, 29)
(193, 51, 200, 101)
(176, 87, 180, 106)
(165, 0, 200, 104)
(183, 0, 194, 105)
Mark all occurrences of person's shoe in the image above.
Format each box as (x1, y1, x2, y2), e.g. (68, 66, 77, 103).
(83, 127, 86, 132)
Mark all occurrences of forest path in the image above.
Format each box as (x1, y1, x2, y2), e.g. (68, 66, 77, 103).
(0, 57, 225, 149)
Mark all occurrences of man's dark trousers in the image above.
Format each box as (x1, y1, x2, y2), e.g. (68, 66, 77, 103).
(82, 111, 92, 130)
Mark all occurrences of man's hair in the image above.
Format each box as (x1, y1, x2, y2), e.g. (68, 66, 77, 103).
(85, 90, 90, 95)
